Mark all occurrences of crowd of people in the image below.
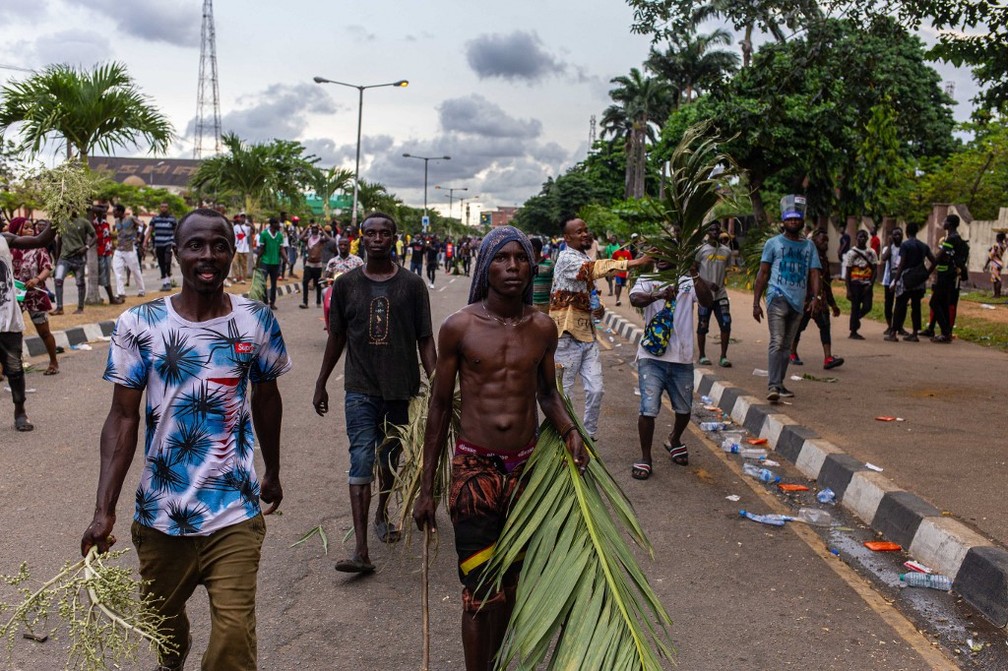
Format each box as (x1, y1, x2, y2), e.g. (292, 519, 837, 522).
(1, 194, 1005, 670)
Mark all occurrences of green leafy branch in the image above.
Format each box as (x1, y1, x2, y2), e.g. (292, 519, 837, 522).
(0, 547, 174, 671)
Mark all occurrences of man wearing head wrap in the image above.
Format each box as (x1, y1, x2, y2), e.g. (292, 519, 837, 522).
(1, 218, 56, 431)
(550, 218, 651, 440)
(415, 226, 588, 671)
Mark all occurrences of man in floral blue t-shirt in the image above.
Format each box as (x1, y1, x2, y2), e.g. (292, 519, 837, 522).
(82, 209, 291, 671)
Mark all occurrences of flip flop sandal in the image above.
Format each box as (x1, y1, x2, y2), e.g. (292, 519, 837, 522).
(664, 442, 688, 466)
(719, 357, 732, 368)
(43, 366, 60, 376)
(631, 462, 652, 480)
(698, 356, 712, 365)
(334, 557, 376, 574)
(14, 416, 34, 432)
(374, 520, 402, 544)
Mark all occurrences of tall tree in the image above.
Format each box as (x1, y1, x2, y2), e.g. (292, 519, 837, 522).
(0, 62, 172, 161)
(601, 68, 672, 198)
(307, 165, 353, 221)
(646, 29, 740, 105)
(190, 133, 316, 218)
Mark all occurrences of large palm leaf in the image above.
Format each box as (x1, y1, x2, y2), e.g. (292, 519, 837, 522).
(0, 62, 172, 160)
(482, 398, 674, 670)
(640, 122, 740, 284)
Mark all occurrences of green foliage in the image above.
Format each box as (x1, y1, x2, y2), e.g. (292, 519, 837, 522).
(92, 179, 187, 218)
(0, 548, 173, 671)
(851, 101, 905, 224)
(190, 133, 317, 219)
(638, 123, 739, 285)
(28, 161, 106, 231)
(483, 408, 674, 670)
(645, 28, 740, 106)
(0, 62, 173, 160)
(306, 166, 353, 220)
(602, 68, 674, 198)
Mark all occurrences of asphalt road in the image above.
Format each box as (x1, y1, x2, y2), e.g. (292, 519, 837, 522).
(0, 268, 991, 670)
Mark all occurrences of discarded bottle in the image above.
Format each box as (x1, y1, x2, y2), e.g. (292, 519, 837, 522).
(816, 487, 837, 505)
(899, 573, 952, 591)
(796, 507, 833, 527)
(700, 395, 714, 405)
(740, 448, 768, 460)
(589, 289, 602, 324)
(743, 463, 780, 484)
(739, 509, 788, 527)
(700, 421, 727, 432)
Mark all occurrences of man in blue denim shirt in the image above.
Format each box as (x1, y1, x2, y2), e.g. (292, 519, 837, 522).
(752, 196, 821, 402)
(313, 212, 437, 574)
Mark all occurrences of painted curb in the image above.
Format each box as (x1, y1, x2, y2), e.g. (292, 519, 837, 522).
(21, 283, 302, 358)
(601, 308, 1008, 629)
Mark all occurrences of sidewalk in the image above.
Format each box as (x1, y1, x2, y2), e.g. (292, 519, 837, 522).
(21, 281, 302, 358)
(603, 286, 1008, 629)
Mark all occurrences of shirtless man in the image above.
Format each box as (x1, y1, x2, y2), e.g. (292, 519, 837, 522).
(413, 226, 588, 671)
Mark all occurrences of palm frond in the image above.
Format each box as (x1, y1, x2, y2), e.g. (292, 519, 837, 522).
(482, 396, 674, 670)
(639, 122, 742, 284)
(386, 384, 460, 545)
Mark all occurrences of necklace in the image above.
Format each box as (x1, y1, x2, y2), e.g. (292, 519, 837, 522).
(482, 300, 529, 327)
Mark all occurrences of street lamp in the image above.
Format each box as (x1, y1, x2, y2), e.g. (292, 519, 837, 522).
(313, 75, 408, 229)
(434, 184, 467, 219)
(402, 153, 450, 222)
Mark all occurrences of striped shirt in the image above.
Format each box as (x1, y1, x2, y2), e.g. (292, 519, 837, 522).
(149, 214, 178, 249)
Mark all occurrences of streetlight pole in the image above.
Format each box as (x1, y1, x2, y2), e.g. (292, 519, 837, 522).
(434, 184, 467, 219)
(402, 153, 450, 227)
(313, 76, 408, 230)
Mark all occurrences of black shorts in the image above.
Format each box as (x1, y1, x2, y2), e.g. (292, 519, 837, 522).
(697, 297, 731, 335)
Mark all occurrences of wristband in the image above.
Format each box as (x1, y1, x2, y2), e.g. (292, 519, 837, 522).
(559, 424, 577, 439)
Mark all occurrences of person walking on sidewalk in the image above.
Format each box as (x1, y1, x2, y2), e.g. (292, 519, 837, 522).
(9, 218, 60, 376)
(842, 229, 878, 339)
(313, 212, 436, 575)
(987, 232, 1006, 298)
(93, 208, 123, 306)
(694, 222, 733, 367)
(144, 203, 178, 292)
(630, 256, 713, 477)
(51, 211, 95, 315)
(112, 204, 145, 299)
(887, 222, 934, 342)
(752, 195, 821, 403)
(790, 228, 844, 370)
(425, 235, 439, 288)
(550, 218, 651, 440)
(257, 218, 284, 310)
(232, 214, 252, 283)
(880, 227, 904, 336)
(83, 208, 291, 671)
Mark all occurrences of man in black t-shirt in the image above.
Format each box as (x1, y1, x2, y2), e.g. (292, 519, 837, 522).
(425, 236, 439, 288)
(888, 222, 935, 341)
(313, 212, 437, 574)
(408, 237, 425, 275)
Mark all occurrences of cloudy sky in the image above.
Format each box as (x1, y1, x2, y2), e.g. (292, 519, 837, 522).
(0, 0, 978, 213)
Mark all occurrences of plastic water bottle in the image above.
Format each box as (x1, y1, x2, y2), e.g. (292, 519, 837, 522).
(796, 507, 833, 527)
(816, 488, 836, 505)
(740, 448, 768, 460)
(899, 573, 952, 591)
(589, 289, 601, 324)
(739, 509, 789, 526)
(700, 421, 726, 432)
(743, 463, 780, 484)
(700, 395, 714, 405)
(721, 436, 741, 452)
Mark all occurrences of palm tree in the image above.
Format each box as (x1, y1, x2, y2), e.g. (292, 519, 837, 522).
(190, 133, 316, 218)
(646, 29, 740, 105)
(601, 68, 672, 199)
(0, 62, 172, 161)
(307, 165, 353, 221)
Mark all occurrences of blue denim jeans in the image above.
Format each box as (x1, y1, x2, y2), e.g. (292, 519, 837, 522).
(344, 391, 410, 485)
(767, 296, 803, 389)
(637, 357, 693, 417)
(554, 334, 603, 437)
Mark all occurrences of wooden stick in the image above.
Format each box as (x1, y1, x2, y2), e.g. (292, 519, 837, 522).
(422, 525, 431, 671)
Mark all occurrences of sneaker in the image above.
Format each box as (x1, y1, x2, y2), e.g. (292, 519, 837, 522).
(299, 304, 308, 309)
(849, 331, 865, 340)
(789, 353, 804, 365)
(767, 387, 780, 402)
(138, 291, 145, 297)
(883, 333, 898, 342)
(902, 334, 919, 342)
(931, 335, 952, 343)
(428, 282, 435, 289)
(778, 386, 795, 398)
(918, 328, 935, 338)
(823, 356, 844, 370)
(897, 329, 910, 336)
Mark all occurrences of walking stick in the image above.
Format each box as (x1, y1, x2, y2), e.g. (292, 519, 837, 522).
(422, 524, 431, 671)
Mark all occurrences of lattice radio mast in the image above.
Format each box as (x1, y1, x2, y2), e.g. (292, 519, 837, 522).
(588, 114, 597, 147)
(194, 0, 222, 158)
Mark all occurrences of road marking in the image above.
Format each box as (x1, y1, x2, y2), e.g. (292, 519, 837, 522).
(624, 368, 957, 671)
(449, 278, 457, 284)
